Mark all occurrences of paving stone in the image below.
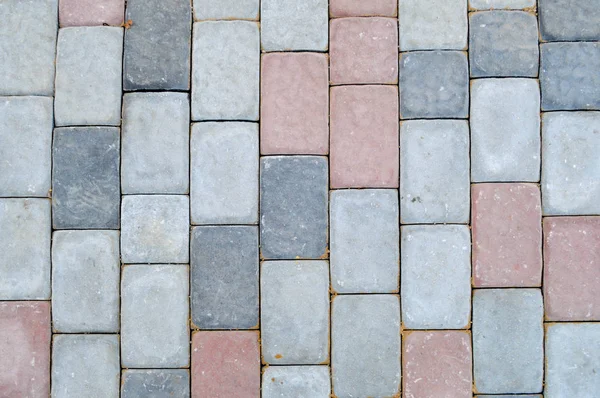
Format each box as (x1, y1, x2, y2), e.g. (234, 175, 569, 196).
(54, 27, 123, 126)
(262, 366, 331, 398)
(191, 226, 259, 329)
(59, 0, 124, 26)
(193, 0, 259, 20)
(0, 0, 57, 95)
(400, 120, 470, 224)
(472, 183, 542, 287)
(471, 79, 540, 182)
(330, 189, 399, 293)
(469, 0, 535, 8)
(191, 122, 258, 224)
(122, 93, 190, 194)
(52, 334, 120, 398)
(192, 21, 259, 121)
(123, 0, 191, 90)
(473, 289, 544, 394)
(476, 395, 541, 398)
(0, 96, 53, 197)
(261, 261, 329, 364)
(330, 0, 397, 16)
(539, 0, 600, 41)
(260, 53, 329, 155)
(399, 51, 469, 119)
(121, 264, 189, 368)
(331, 295, 401, 397)
(330, 17, 398, 85)
(0, 199, 50, 300)
(52, 230, 120, 333)
(52, 127, 120, 229)
(260, 156, 328, 259)
(330, 85, 398, 188)
(0, 302, 50, 398)
(541, 112, 600, 215)
(401, 225, 471, 329)
(122, 370, 190, 398)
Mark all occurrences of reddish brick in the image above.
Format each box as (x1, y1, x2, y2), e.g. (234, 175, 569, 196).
(59, 0, 124, 26)
(330, 0, 397, 17)
(472, 183, 542, 287)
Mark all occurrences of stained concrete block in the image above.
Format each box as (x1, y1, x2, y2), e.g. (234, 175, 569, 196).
(330, 0, 397, 17)
(539, 0, 600, 41)
(262, 366, 331, 398)
(122, 370, 190, 398)
(59, 0, 124, 26)
(193, 0, 259, 20)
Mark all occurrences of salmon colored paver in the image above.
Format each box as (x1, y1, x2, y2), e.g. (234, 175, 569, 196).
(330, 0, 398, 17)
(59, 0, 124, 26)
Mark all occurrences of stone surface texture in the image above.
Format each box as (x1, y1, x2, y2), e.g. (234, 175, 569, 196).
(59, 0, 124, 26)
(469, 0, 535, 8)
(330, 0, 397, 17)
(539, 0, 600, 41)
(121, 370, 190, 398)
(262, 366, 331, 398)
(193, 0, 259, 20)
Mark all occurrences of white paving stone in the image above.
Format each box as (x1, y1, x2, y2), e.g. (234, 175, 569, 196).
(193, 0, 259, 20)
(262, 366, 331, 398)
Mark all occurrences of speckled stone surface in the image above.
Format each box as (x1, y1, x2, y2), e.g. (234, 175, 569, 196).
(539, 0, 600, 41)
(59, 0, 124, 26)
(193, 0, 259, 20)
(469, 0, 535, 8)
(262, 366, 331, 398)
(121, 370, 190, 398)
(330, 0, 397, 17)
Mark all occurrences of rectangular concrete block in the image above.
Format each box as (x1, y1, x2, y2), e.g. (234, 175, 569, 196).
(59, 0, 124, 26)
(539, 0, 600, 41)
(262, 366, 331, 398)
(193, 0, 259, 20)
(330, 0, 397, 17)
(469, 0, 535, 8)
(122, 370, 190, 398)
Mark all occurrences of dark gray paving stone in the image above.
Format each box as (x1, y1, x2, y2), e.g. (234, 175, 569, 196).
(122, 369, 190, 398)
(191, 226, 259, 329)
(123, 0, 191, 90)
(52, 127, 120, 229)
(539, 0, 600, 41)
(262, 366, 331, 398)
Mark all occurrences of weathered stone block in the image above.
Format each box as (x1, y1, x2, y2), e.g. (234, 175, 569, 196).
(469, 0, 535, 8)
(539, 0, 600, 41)
(122, 370, 190, 398)
(193, 0, 259, 20)
(330, 0, 397, 17)
(262, 366, 331, 398)
(60, 0, 124, 26)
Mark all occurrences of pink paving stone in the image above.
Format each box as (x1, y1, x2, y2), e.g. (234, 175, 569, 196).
(59, 0, 124, 26)
(403, 331, 473, 398)
(0, 302, 51, 398)
(192, 331, 260, 398)
(472, 183, 543, 288)
(260, 53, 329, 155)
(330, 17, 398, 85)
(330, 0, 397, 17)
(544, 217, 600, 321)
(330, 85, 399, 188)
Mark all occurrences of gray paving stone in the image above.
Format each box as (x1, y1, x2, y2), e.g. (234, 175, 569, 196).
(401, 225, 471, 329)
(191, 122, 258, 224)
(262, 366, 331, 398)
(0, 97, 53, 197)
(0, 199, 50, 300)
(399, 51, 468, 119)
(469, 11, 539, 77)
(541, 112, 600, 215)
(400, 120, 470, 224)
(332, 295, 401, 397)
(193, 0, 259, 20)
(540, 42, 600, 111)
(123, 0, 191, 90)
(121, 264, 189, 368)
(540, 0, 600, 41)
(122, 369, 190, 398)
(191, 226, 259, 329)
(469, 0, 535, 8)
(260, 156, 328, 259)
(330, 189, 399, 293)
(54, 27, 123, 126)
(122, 93, 190, 194)
(261, 261, 329, 364)
(52, 127, 120, 229)
(0, 0, 57, 95)
(473, 289, 544, 394)
(476, 396, 541, 398)
(192, 21, 259, 121)
(471, 79, 540, 182)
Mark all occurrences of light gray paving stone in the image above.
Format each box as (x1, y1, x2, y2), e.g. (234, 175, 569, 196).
(473, 289, 544, 394)
(332, 295, 401, 397)
(262, 366, 331, 398)
(401, 225, 471, 329)
(0, 97, 53, 197)
(400, 120, 470, 224)
(121, 264, 189, 368)
(261, 261, 329, 365)
(122, 93, 189, 194)
(192, 21, 259, 121)
(539, 0, 600, 41)
(469, 0, 535, 8)
(191, 122, 258, 224)
(54, 27, 123, 126)
(471, 79, 540, 182)
(0, 199, 50, 300)
(193, 0, 259, 20)
(121, 369, 190, 398)
(541, 112, 600, 215)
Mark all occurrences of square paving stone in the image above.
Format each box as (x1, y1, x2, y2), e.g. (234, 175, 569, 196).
(193, 0, 259, 20)
(191, 122, 258, 224)
(52, 127, 120, 229)
(0, 96, 53, 197)
(191, 226, 259, 329)
(124, 0, 191, 90)
(192, 21, 259, 121)
(121, 264, 189, 368)
(52, 230, 120, 333)
(330, 0, 397, 17)
(471, 79, 540, 182)
(401, 225, 471, 329)
(330, 17, 398, 85)
(330, 85, 399, 188)
(332, 295, 401, 397)
(122, 370, 190, 398)
(330, 189, 399, 293)
(400, 120, 470, 224)
(399, 51, 469, 119)
(260, 156, 328, 259)
(59, 0, 124, 26)
(261, 261, 329, 364)
(473, 289, 544, 394)
(260, 53, 329, 155)
(469, 0, 535, 8)
(122, 92, 190, 194)
(539, 0, 600, 41)
(0, 302, 50, 398)
(262, 366, 331, 398)
(54, 27, 123, 126)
